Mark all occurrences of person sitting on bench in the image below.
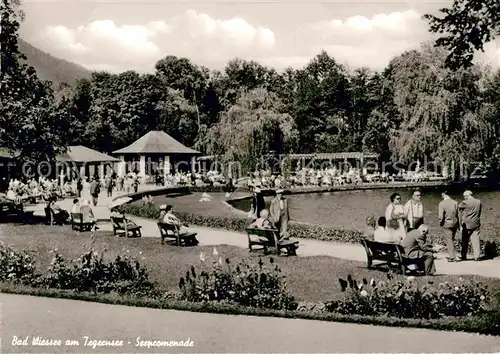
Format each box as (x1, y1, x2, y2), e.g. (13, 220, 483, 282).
(71, 199, 80, 214)
(48, 196, 69, 223)
(249, 209, 274, 229)
(374, 216, 400, 244)
(163, 205, 190, 235)
(401, 224, 436, 275)
(80, 199, 98, 230)
(159, 204, 167, 223)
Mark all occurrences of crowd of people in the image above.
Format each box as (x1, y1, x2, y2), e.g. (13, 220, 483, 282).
(248, 167, 445, 190)
(364, 189, 483, 275)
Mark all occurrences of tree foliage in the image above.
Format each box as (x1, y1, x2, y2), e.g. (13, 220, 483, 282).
(4, 0, 500, 178)
(202, 88, 298, 171)
(0, 0, 69, 161)
(424, 0, 500, 70)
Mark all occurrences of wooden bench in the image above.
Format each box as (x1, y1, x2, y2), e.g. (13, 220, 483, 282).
(361, 239, 425, 275)
(246, 227, 299, 256)
(71, 212, 95, 232)
(111, 216, 142, 238)
(157, 222, 198, 246)
(44, 207, 68, 225)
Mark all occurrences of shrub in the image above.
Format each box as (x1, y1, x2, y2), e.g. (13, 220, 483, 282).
(325, 273, 490, 319)
(42, 247, 159, 298)
(179, 257, 297, 311)
(0, 242, 40, 285)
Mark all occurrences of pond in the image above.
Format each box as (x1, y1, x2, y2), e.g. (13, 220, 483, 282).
(230, 188, 500, 236)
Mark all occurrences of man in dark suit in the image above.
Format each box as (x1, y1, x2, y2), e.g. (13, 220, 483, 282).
(458, 190, 482, 261)
(438, 191, 459, 262)
(401, 224, 436, 275)
(250, 187, 265, 219)
(89, 177, 100, 207)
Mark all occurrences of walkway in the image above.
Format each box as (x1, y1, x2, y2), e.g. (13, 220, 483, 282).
(2, 294, 499, 353)
(26, 186, 500, 278)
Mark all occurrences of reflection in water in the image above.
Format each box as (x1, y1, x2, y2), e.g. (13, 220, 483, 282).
(231, 189, 500, 236)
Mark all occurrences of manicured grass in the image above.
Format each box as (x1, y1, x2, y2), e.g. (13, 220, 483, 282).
(2, 223, 500, 335)
(142, 192, 248, 218)
(2, 223, 500, 303)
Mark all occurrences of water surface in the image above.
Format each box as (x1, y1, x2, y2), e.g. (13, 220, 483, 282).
(231, 189, 500, 236)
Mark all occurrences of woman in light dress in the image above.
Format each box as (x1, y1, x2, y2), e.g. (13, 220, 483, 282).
(384, 193, 406, 243)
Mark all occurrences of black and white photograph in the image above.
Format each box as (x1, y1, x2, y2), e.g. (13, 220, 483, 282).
(1, 0, 500, 352)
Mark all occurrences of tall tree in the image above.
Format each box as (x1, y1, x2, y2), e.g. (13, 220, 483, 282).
(0, 0, 68, 161)
(424, 0, 500, 69)
(202, 88, 298, 172)
(389, 43, 493, 171)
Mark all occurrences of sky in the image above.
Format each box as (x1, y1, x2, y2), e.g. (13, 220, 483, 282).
(20, 0, 500, 73)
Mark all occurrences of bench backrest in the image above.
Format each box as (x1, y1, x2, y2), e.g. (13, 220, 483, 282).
(361, 239, 405, 262)
(246, 227, 279, 246)
(111, 216, 125, 229)
(158, 222, 179, 235)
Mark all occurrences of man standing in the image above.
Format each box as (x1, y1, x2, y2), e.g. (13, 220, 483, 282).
(269, 189, 290, 240)
(404, 189, 424, 231)
(401, 224, 436, 275)
(438, 191, 460, 262)
(249, 187, 265, 219)
(89, 177, 100, 206)
(459, 190, 483, 261)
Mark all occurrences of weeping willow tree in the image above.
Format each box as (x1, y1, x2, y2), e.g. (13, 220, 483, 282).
(201, 87, 298, 174)
(388, 43, 495, 176)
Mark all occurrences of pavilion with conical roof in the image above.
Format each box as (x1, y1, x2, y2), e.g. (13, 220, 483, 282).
(113, 131, 200, 177)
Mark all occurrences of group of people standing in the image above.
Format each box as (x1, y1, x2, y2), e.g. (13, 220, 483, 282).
(367, 189, 483, 274)
(248, 187, 290, 242)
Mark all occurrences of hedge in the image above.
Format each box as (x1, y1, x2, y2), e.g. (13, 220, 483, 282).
(117, 203, 498, 256)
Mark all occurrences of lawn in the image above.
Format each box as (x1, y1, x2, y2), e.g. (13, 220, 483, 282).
(140, 192, 248, 218)
(2, 223, 500, 304)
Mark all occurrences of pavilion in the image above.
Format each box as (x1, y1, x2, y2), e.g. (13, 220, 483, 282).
(112, 131, 201, 178)
(56, 145, 119, 181)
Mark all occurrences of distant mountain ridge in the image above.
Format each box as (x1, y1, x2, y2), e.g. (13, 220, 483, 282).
(18, 39, 91, 89)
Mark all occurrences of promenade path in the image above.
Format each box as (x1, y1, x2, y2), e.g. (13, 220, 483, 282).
(2, 293, 499, 353)
(25, 186, 500, 278)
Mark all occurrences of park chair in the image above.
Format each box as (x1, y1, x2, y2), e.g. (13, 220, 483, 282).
(361, 239, 425, 275)
(111, 215, 142, 238)
(71, 212, 94, 232)
(246, 227, 299, 256)
(44, 207, 67, 225)
(157, 222, 198, 246)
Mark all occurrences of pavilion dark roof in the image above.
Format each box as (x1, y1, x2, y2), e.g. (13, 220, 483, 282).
(113, 131, 200, 155)
(57, 146, 119, 163)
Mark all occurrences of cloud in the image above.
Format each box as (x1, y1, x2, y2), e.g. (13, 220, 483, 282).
(32, 10, 276, 72)
(303, 10, 500, 70)
(29, 8, 499, 72)
(303, 10, 431, 70)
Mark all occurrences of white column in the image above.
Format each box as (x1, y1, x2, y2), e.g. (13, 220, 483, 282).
(118, 155, 125, 177)
(99, 164, 105, 180)
(191, 156, 196, 173)
(163, 155, 170, 185)
(139, 155, 146, 177)
(79, 165, 85, 180)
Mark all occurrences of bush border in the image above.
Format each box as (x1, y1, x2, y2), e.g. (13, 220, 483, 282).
(1, 283, 499, 336)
